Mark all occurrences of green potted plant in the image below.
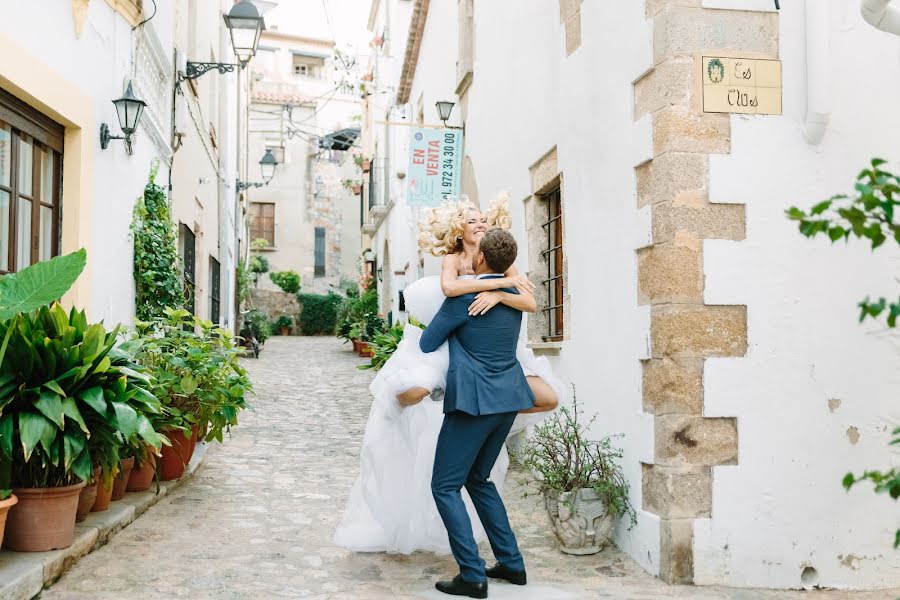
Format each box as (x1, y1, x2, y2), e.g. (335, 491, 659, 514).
(133, 309, 251, 481)
(240, 307, 271, 350)
(0, 303, 164, 549)
(269, 270, 301, 294)
(516, 387, 636, 555)
(274, 315, 294, 336)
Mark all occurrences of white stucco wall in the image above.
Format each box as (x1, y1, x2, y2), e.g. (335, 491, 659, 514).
(695, 1, 900, 589)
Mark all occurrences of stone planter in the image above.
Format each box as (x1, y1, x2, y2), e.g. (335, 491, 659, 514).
(5, 482, 86, 551)
(544, 488, 615, 555)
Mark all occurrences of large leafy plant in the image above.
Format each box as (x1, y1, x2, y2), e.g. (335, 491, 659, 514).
(516, 387, 636, 528)
(787, 157, 899, 547)
(131, 161, 185, 321)
(133, 309, 251, 444)
(358, 318, 423, 371)
(269, 270, 301, 294)
(0, 304, 164, 489)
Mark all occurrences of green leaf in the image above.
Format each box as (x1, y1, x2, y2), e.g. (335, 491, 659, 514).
(78, 386, 109, 416)
(63, 432, 86, 470)
(19, 411, 52, 462)
(34, 391, 65, 429)
(0, 249, 86, 321)
(842, 472, 856, 490)
(60, 397, 89, 434)
(111, 401, 138, 439)
(180, 375, 198, 395)
(0, 414, 12, 459)
(44, 380, 66, 397)
(70, 448, 92, 482)
(828, 227, 846, 242)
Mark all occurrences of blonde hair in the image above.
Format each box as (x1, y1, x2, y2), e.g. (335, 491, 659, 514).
(417, 192, 512, 256)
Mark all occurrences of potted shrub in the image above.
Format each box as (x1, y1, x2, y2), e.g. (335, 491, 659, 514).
(133, 309, 252, 481)
(0, 303, 164, 550)
(0, 490, 17, 548)
(240, 307, 271, 352)
(516, 388, 636, 555)
(274, 315, 294, 336)
(269, 270, 301, 294)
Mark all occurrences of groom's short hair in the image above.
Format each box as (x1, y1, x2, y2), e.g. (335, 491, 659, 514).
(479, 229, 517, 274)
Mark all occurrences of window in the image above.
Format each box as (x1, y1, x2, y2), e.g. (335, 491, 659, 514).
(209, 256, 221, 324)
(542, 187, 564, 341)
(0, 89, 64, 273)
(180, 224, 196, 315)
(292, 55, 324, 79)
(314, 227, 326, 277)
(294, 64, 309, 77)
(250, 202, 275, 246)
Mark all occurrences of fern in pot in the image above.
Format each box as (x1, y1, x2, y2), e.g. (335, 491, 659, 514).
(516, 387, 636, 555)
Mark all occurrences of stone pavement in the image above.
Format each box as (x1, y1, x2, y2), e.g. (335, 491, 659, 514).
(41, 337, 896, 600)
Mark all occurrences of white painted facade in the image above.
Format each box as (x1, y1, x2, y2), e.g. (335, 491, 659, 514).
(363, 0, 900, 590)
(0, 0, 248, 331)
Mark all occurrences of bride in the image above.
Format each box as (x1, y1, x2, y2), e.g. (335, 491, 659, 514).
(333, 194, 565, 555)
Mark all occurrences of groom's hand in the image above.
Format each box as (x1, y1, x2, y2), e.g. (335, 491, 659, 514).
(469, 291, 503, 316)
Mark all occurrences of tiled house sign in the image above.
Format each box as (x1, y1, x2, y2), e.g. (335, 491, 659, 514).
(702, 56, 782, 115)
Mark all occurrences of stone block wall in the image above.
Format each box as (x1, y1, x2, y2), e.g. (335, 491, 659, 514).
(250, 289, 301, 332)
(633, 0, 777, 584)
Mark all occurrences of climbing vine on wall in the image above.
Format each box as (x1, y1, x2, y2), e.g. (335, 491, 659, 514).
(131, 160, 186, 321)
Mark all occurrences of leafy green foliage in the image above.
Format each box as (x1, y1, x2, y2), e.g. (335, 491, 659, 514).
(274, 315, 294, 332)
(298, 293, 344, 335)
(336, 286, 383, 342)
(240, 308, 271, 344)
(515, 387, 636, 529)
(0, 304, 163, 488)
(787, 157, 900, 327)
(269, 270, 301, 294)
(236, 261, 252, 310)
(131, 162, 185, 321)
(249, 255, 269, 274)
(358, 318, 423, 371)
(0, 249, 86, 322)
(789, 157, 900, 549)
(132, 309, 252, 444)
(0, 489, 10, 500)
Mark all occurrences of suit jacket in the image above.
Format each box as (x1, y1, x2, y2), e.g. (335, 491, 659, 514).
(419, 275, 535, 416)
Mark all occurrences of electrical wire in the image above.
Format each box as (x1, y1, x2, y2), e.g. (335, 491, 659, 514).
(133, 0, 158, 30)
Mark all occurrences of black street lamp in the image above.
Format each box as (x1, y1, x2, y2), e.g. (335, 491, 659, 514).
(237, 149, 279, 191)
(182, 0, 265, 81)
(436, 100, 455, 126)
(100, 81, 147, 155)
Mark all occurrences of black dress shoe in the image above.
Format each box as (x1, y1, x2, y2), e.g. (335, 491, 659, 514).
(435, 574, 488, 598)
(485, 563, 527, 585)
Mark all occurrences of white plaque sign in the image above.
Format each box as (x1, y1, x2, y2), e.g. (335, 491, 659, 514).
(702, 56, 782, 115)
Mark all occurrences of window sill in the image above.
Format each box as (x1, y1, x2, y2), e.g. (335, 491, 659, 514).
(527, 341, 565, 354)
(255, 246, 277, 252)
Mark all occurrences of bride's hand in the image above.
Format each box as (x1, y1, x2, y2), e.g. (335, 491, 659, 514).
(505, 275, 535, 295)
(469, 291, 503, 316)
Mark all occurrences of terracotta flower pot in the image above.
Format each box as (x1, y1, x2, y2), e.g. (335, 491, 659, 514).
(280, 326, 290, 336)
(76, 467, 101, 522)
(127, 452, 157, 492)
(0, 494, 18, 548)
(352, 185, 362, 195)
(188, 424, 200, 459)
(358, 342, 374, 358)
(159, 427, 195, 481)
(352, 339, 362, 353)
(111, 457, 135, 501)
(4, 482, 85, 552)
(92, 472, 115, 512)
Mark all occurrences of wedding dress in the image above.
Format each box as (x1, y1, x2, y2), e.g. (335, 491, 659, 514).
(333, 275, 565, 555)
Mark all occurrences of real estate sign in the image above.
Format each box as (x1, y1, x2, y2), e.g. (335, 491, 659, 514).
(407, 127, 464, 207)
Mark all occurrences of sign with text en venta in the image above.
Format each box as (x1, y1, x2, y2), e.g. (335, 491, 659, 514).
(702, 56, 782, 116)
(407, 127, 464, 207)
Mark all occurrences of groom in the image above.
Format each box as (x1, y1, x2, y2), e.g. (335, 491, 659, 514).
(419, 229, 534, 598)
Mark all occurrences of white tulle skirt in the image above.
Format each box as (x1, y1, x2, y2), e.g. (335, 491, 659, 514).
(333, 277, 565, 555)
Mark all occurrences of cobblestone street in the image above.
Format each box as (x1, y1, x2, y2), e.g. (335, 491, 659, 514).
(40, 338, 897, 600)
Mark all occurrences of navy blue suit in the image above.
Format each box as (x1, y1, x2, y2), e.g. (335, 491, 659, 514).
(419, 275, 532, 582)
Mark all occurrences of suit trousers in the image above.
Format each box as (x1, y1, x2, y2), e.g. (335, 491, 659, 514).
(431, 410, 525, 582)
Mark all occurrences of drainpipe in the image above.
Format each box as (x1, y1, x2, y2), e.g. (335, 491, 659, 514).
(804, 0, 830, 144)
(861, 0, 900, 34)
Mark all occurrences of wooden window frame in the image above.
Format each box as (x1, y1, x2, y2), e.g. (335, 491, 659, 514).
(314, 227, 326, 278)
(209, 256, 221, 324)
(249, 202, 275, 247)
(541, 187, 564, 342)
(0, 88, 64, 274)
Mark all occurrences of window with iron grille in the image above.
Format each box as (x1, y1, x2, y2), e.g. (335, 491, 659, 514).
(0, 89, 64, 274)
(180, 224, 196, 315)
(314, 227, 326, 277)
(209, 256, 221, 324)
(542, 187, 564, 341)
(249, 202, 275, 246)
